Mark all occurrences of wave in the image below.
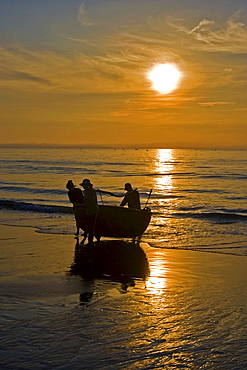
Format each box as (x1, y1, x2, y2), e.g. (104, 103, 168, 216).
(180, 188, 228, 194)
(174, 210, 247, 223)
(0, 165, 99, 175)
(0, 185, 66, 196)
(201, 174, 247, 180)
(1, 199, 247, 225)
(227, 196, 247, 201)
(0, 199, 73, 215)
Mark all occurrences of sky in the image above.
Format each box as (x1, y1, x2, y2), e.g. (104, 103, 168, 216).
(0, 0, 246, 149)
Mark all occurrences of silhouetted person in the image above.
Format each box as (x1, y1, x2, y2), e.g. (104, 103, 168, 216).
(120, 183, 141, 209)
(67, 180, 84, 205)
(80, 179, 99, 245)
(66, 180, 85, 236)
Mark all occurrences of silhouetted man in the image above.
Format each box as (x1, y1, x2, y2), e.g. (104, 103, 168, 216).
(80, 178, 99, 245)
(120, 183, 141, 209)
(66, 180, 85, 236)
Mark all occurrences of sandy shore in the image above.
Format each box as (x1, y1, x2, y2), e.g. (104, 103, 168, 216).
(0, 224, 246, 369)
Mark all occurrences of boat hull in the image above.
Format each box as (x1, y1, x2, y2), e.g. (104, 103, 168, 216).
(75, 205, 151, 238)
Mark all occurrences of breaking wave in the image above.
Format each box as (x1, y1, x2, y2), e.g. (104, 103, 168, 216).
(0, 199, 73, 214)
(174, 207, 247, 223)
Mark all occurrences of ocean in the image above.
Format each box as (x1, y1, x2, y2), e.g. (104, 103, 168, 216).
(0, 147, 246, 255)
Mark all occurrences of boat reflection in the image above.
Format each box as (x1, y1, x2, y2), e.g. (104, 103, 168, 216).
(70, 239, 150, 294)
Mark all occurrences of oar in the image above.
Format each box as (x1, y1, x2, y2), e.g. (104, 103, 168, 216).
(144, 189, 152, 208)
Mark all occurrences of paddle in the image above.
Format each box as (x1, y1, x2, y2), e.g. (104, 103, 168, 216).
(144, 189, 152, 209)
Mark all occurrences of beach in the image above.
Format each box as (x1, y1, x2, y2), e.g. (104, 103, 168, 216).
(1, 224, 246, 369)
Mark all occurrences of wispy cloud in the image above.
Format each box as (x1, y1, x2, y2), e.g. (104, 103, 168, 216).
(170, 13, 247, 53)
(0, 7, 245, 106)
(0, 45, 69, 91)
(0, 71, 52, 85)
(0, 44, 144, 94)
(234, 107, 247, 111)
(198, 101, 235, 107)
(110, 92, 200, 120)
(77, 4, 93, 27)
(188, 19, 215, 35)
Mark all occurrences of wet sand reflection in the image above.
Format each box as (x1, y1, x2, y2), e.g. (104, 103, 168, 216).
(70, 239, 150, 298)
(145, 250, 168, 295)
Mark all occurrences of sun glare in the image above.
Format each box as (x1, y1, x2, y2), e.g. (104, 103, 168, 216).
(149, 63, 181, 94)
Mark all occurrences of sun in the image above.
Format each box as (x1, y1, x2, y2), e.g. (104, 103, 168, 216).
(148, 63, 181, 94)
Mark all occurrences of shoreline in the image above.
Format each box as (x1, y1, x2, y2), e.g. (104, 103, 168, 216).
(1, 221, 246, 257)
(1, 222, 246, 301)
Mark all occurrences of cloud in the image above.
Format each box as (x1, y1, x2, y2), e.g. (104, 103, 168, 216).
(188, 19, 215, 35)
(0, 45, 70, 91)
(0, 71, 52, 85)
(97, 49, 146, 65)
(77, 4, 93, 27)
(171, 14, 247, 53)
(0, 7, 245, 101)
(198, 101, 235, 107)
(0, 44, 144, 94)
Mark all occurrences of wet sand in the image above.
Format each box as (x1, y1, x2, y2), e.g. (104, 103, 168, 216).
(0, 224, 246, 369)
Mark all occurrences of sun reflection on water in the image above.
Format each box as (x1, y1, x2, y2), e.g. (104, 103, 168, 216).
(155, 149, 174, 192)
(152, 149, 176, 229)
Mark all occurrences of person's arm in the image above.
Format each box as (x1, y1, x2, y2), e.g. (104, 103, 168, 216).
(96, 189, 115, 196)
(96, 189, 124, 197)
(120, 194, 128, 207)
(68, 192, 73, 203)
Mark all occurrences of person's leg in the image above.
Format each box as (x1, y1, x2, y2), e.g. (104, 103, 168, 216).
(88, 232, 93, 244)
(87, 214, 97, 245)
(75, 223, 80, 236)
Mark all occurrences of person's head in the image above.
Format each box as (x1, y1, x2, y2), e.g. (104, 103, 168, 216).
(80, 178, 93, 189)
(124, 183, 132, 191)
(66, 180, 75, 190)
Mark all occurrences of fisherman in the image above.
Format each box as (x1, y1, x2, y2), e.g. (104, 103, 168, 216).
(66, 180, 86, 237)
(80, 179, 99, 245)
(120, 183, 141, 209)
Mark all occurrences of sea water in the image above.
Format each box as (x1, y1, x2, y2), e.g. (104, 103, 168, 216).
(0, 147, 246, 255)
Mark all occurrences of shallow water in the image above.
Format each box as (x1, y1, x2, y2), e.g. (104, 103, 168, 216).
(0, 147, 246, 255)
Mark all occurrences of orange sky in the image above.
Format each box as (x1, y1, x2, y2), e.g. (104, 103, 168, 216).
(0, 0, 246, 148)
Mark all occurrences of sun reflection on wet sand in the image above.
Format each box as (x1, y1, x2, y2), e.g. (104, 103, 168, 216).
(145, 249, 168, 295)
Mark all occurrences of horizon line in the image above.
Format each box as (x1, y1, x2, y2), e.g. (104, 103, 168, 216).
(0, 143, 246, 150)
